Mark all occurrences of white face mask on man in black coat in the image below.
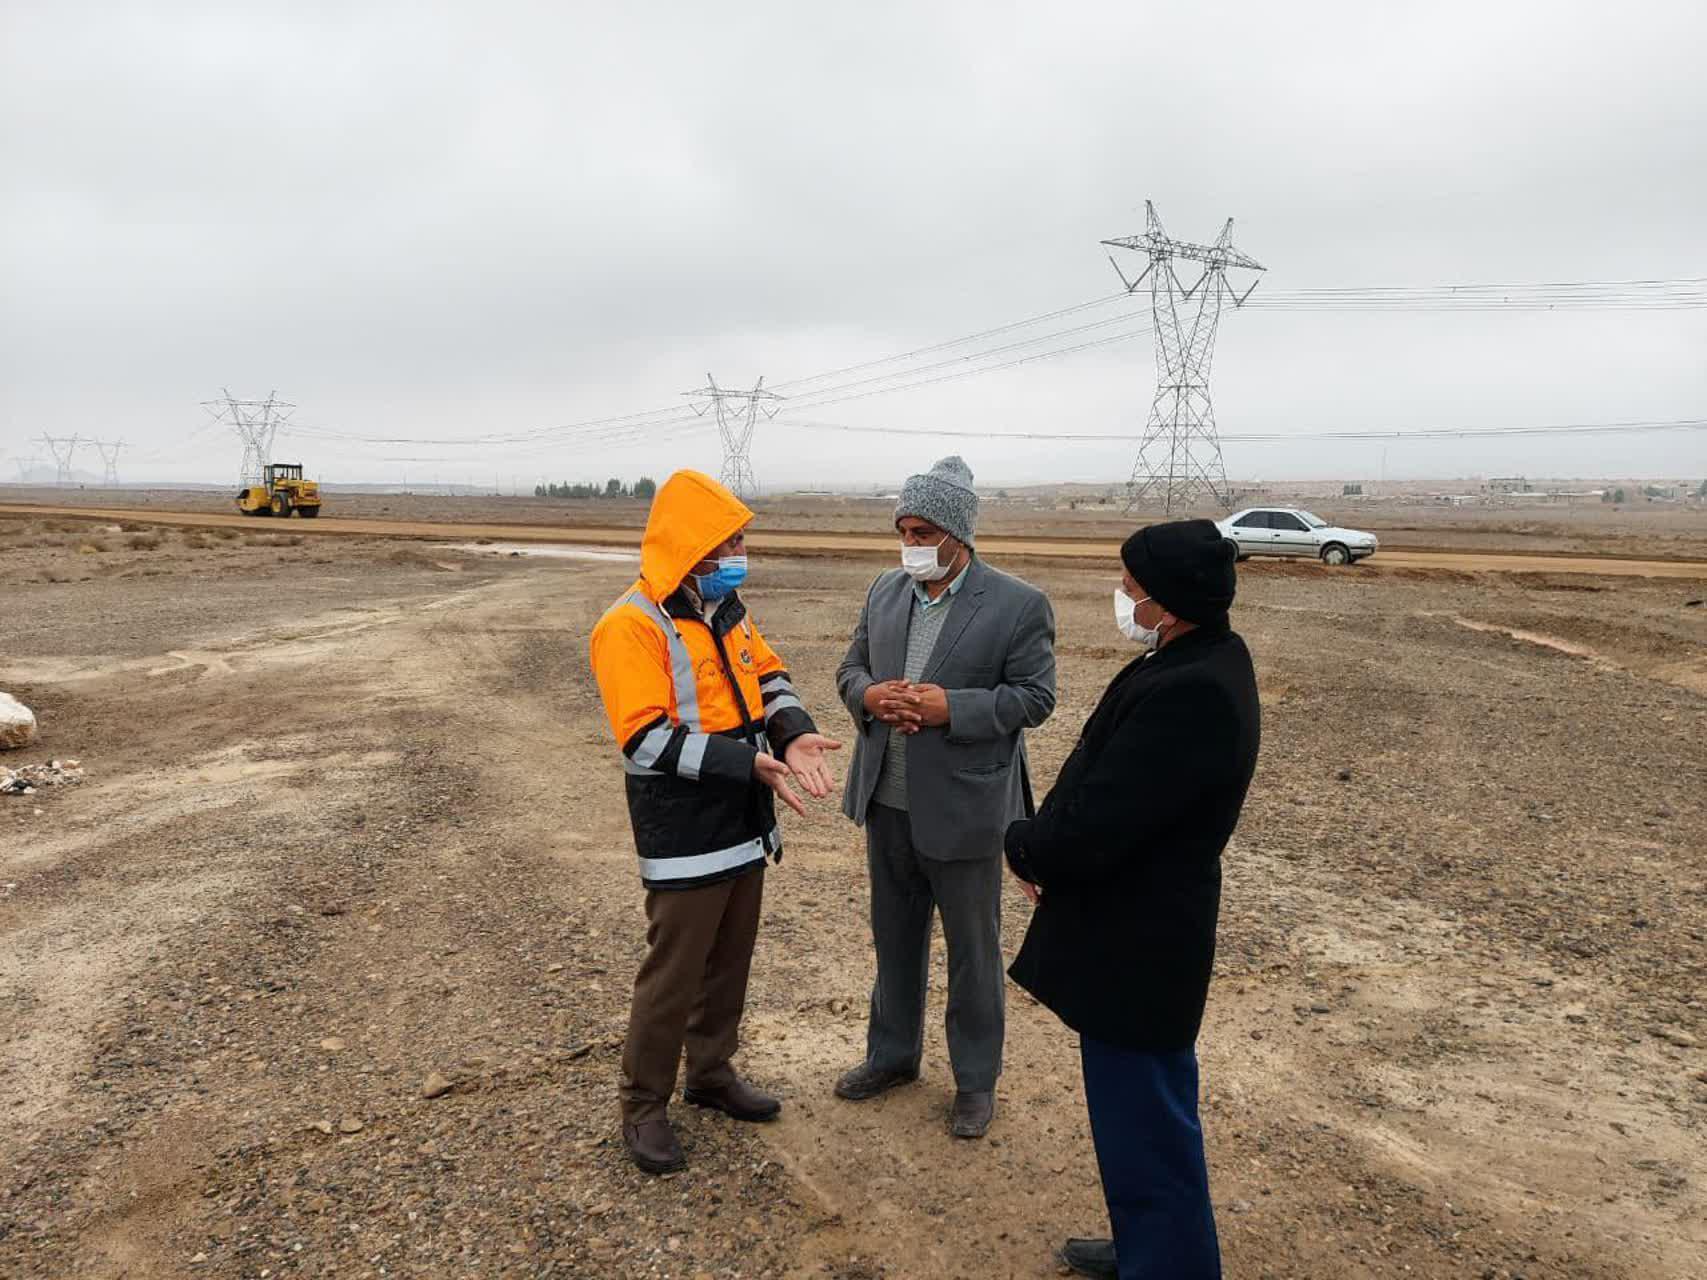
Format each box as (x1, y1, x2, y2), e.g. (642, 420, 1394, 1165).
(1114, 570, 1195, 654)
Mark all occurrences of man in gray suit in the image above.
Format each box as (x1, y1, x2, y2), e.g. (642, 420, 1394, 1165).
(835, 456, 1057, 1138)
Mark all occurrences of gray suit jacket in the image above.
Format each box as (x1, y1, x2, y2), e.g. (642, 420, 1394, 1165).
(837, 556, 1057, 861)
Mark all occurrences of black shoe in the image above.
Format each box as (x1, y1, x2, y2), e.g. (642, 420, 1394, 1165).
(684, 1077, 782, 1122)
(1058, 1237, 1117, 1278)
(950, 1090, 994, 1138)
(833, 1061, 919, 1101)
(621, 1117, 686, 1176)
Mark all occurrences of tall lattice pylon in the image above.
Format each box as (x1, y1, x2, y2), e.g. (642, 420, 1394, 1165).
(41, 434, 81, 486)
(682, 375, 784, 500)
(1104, 201, 1265, 513)
(93, 439, 125, 487)
(201, 389, 296, 485)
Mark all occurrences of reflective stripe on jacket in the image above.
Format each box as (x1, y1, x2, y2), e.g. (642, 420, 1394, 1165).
(589, 470, 816, 889)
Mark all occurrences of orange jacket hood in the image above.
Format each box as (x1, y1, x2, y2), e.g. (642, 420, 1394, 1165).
(638, 470, 753, 601)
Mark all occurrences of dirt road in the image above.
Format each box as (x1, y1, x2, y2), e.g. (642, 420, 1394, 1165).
(5, 502, 1707, 580)
(3, 518, 1705, 1277)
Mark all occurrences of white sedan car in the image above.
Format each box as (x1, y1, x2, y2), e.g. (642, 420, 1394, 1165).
(1216, 507, 1378, 566)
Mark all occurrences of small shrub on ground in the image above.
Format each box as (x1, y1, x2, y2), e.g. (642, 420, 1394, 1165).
(127, 534, 162, 551)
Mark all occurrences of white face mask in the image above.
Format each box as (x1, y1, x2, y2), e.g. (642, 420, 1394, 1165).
(1115, 587, 1163, 652)
(901, 540, 953, 582)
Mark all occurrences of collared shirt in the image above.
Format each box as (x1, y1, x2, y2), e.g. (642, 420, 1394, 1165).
(873, 557, 971, 811)
(911, 558, 970, 609)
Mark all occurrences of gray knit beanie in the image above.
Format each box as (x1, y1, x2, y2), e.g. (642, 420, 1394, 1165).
(894, 455, 979, 546)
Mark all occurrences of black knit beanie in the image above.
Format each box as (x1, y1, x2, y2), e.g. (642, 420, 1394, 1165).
(1119, 519, 1237, 624)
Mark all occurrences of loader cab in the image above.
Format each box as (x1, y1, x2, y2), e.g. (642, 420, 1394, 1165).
(235, 461, 322, 518)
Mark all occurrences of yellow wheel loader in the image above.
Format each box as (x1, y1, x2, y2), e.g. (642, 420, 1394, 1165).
(235, 463, 322, 518)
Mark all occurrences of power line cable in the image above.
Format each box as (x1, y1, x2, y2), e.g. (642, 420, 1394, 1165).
(1248, 277, 1707, 311)
(270, 315, 1155, 450)
(782, 308, 1151, 406)
(790, 325, 1157, 410)
(164, 275, 1707, 458)
(784, 415, 1707, 443)
(768, 291, 1134, 391)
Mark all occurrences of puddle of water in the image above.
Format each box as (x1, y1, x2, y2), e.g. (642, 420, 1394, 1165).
(447, 542, 637, 563)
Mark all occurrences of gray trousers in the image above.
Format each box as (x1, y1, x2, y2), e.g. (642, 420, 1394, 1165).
(863, 803, 1005, 1092)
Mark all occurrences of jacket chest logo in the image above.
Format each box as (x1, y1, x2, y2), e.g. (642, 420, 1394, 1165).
(738, 647, 753, 667)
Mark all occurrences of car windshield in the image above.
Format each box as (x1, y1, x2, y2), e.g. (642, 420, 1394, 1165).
(1298, 511, 1328, 528)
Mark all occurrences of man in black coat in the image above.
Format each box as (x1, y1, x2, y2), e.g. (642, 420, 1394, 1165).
(1004, 519, 1260, 1280)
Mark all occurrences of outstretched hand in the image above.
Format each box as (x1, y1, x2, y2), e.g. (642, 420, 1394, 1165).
(754, 752, 806, 816)
(784, 733, 843, 799)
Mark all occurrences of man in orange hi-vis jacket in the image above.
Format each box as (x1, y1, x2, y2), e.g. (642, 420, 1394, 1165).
(590, 469, 841, 1175)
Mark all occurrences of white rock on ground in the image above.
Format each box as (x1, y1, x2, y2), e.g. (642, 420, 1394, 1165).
(0, 693, 38, 751)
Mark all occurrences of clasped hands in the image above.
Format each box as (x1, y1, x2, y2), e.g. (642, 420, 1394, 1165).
(862, 678, 949, 736)
(866, 679, 1040, 905)
(753, 733, 842, 817)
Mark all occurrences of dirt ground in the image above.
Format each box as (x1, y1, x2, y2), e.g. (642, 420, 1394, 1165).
(2, 512, 1705, 1279)
(6, 485, 1707, 560)
(6, 503, 1707, 588)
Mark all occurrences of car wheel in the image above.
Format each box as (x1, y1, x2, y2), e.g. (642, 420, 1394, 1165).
(1321, 543, 1349, 566)
(1223, 537, 1249, 563)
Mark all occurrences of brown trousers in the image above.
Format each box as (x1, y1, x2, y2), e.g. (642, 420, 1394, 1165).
(619, 865, 764, 1123)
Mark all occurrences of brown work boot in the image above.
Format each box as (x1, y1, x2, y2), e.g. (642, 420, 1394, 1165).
(621, 1116, 685, 1175)
(950, 1089, 994, 1138)
(683, 1077, 782, 1122)
(833, 1061, 919, 1101)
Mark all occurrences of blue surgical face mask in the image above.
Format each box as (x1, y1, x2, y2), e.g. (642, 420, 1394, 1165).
(692, 555, 748, 601)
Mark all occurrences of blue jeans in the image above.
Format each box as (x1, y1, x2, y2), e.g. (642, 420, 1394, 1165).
(1079, 1036, 1222, 1280)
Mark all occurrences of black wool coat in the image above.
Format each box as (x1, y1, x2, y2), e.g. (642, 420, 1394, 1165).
(1005, 621, 1260, 1051)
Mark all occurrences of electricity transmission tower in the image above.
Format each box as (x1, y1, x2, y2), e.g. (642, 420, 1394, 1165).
(201, 389, 295, 484)
(92, 439, 125, 487)
(1104, 201, 1265, 513)
(41, 434, 82, 486)
(12, 455, 46, 483)
(682, 375, 783, 500)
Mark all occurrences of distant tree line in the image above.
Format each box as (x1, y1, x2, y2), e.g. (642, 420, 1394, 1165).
(534, 476, 657, 500)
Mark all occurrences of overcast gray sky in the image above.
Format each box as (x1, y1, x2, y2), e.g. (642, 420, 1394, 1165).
(3, 0, 1704, 490)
